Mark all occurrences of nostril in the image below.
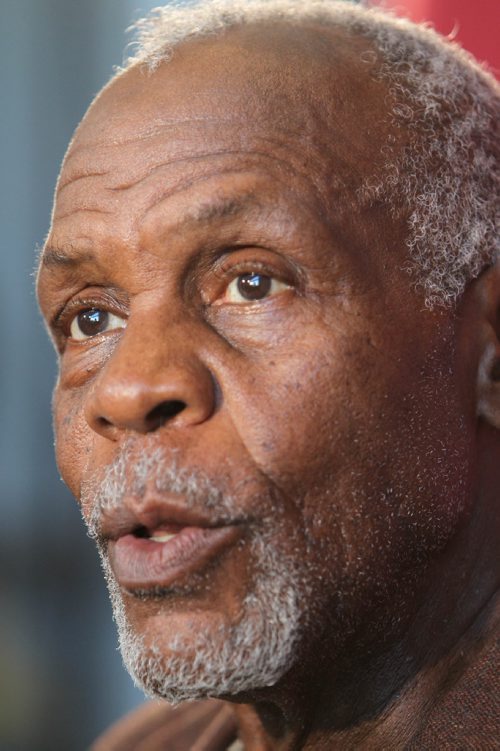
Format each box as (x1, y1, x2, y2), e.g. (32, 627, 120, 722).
(146, 400, 186, 430)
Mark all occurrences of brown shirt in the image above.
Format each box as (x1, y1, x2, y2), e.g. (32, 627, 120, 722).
(90, 699, 240, 751)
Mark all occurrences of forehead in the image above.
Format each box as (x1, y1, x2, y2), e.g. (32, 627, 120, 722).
(61, 22, 397, 203)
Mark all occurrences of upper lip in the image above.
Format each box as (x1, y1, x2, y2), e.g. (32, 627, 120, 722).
(98, 493, 237, 541)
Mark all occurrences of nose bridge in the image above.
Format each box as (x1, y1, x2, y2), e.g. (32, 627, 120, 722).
(84, 314, 216, 438)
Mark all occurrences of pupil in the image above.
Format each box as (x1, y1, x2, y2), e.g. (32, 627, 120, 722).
(78, 308, 108, 336)
(237, 273, 271, 300)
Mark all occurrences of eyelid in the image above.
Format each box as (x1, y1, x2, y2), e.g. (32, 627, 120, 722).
(206, 250, 296, 289)
(215, 254, 288, 278)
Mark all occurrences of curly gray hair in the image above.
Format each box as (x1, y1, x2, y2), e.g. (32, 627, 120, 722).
(123, 0, 499, 307)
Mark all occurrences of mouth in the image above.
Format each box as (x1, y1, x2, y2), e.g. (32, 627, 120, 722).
(104, 500, 244, 592)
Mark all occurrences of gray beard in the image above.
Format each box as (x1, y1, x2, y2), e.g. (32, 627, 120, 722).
(82, 444, 307, 703)
(97, 536, 303, 703)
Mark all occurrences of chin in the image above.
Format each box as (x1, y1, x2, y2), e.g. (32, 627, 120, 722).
(99, 537, 308, 703)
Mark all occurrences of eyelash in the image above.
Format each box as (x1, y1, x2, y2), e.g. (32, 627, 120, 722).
(54, 296, 126, 338)
(52, 257, 296, 346)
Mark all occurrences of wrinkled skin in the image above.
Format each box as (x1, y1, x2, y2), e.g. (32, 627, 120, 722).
(37, 23, 499, 750)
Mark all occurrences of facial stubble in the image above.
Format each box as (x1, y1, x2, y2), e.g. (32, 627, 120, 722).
(82, 445, 309, 703)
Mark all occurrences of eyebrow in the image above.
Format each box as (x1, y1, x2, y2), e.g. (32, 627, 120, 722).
(40, 247, 96, 268)
(39, 193, 260, 272)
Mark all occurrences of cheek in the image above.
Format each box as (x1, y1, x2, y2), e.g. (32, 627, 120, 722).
(225, 330, 473, 572)
(54, 386, 92, 499)
(233, 348, 364, 518)
(224, 371, 317, 495)
(223, 335, 371, 491)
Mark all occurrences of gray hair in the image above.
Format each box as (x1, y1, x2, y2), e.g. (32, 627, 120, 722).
(124, 0, 499, 307)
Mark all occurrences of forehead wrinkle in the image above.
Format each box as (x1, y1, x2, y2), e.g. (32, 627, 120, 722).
(62, 115, 259, 187)
(136, 183, 264, 248)
(54, 207, 114, 223)
(108, 148, 320, 210)
(105, 149, 253, 193)
(65, 126, 328, 194)
(136, 163, 326, 250)
(66, 115, 238, 160)
(61, 109, 343, 202)
(57, 169, 111, 195)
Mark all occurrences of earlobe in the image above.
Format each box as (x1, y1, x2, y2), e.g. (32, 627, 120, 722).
(476, 261, 500, 429)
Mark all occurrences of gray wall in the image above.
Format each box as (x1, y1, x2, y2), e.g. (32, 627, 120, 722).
(0, 2, 160, 749)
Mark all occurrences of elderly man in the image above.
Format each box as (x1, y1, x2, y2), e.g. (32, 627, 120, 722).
(37, 0, 499, 748)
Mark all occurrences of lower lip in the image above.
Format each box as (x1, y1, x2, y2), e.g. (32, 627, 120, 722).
(108, 526, 242, 590)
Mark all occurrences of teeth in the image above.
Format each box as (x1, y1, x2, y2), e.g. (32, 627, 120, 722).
(150, 532, 178, 543)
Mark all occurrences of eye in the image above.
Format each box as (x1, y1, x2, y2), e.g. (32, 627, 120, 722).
(69, 307, 126, 341)
(223, 272, 290, 303)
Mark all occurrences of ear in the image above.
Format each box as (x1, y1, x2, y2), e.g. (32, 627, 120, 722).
(476, 260, 500, 429)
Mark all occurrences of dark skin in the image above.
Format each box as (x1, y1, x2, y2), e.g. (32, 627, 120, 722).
(37, 22, 499, 750)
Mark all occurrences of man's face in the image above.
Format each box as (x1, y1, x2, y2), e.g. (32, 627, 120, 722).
(37, 25, 476, 702)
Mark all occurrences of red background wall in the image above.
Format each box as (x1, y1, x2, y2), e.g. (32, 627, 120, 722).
(383, 0, 500, 76)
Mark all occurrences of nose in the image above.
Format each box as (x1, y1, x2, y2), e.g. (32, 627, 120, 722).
(84, 326, 216, 440)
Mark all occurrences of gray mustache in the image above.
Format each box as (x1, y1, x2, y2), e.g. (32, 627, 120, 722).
(80, 443, 245, 541)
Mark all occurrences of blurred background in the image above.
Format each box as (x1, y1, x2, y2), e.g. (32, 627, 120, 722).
(0, 1, 497, 749)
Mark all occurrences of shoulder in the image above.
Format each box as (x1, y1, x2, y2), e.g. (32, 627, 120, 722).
(410, 619, 499, 749)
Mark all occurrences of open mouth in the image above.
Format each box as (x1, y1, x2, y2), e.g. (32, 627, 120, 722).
(108, 521, 243, 592)
(134, 523, 185, 543)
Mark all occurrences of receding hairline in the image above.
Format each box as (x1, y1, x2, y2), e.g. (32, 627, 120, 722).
(107, 14, 389, 122)
(126, 13, 380, 69)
